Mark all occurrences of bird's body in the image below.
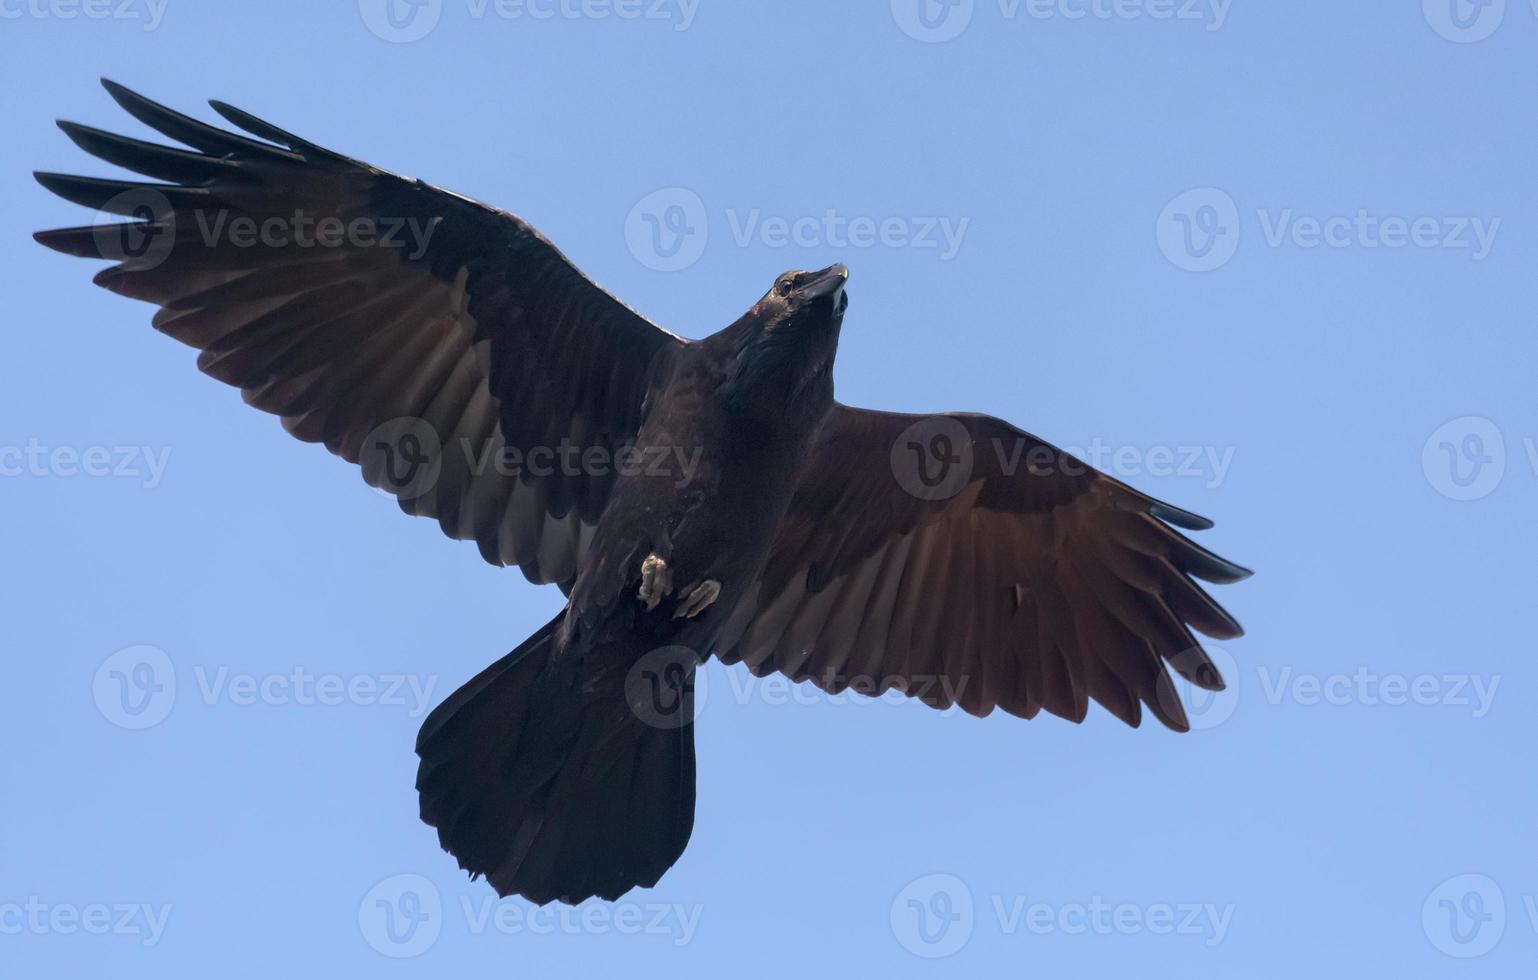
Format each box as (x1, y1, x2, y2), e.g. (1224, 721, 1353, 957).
(566, 272, 843, 649)
(38, 81, 1251, 906)
(416, 268, 849, 903)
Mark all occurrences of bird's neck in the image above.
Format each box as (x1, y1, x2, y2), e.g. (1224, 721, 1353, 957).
(718, 317, 837, 423)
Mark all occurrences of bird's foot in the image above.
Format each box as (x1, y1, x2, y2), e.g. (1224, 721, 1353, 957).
(673, 579, 722, 620)
(638, 553, 674, 611)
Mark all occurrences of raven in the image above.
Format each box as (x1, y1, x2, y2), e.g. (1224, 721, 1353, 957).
(36, 81, 1251, 906)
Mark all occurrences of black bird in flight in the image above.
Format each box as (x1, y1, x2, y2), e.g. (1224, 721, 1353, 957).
(37, 81, 1251, 906)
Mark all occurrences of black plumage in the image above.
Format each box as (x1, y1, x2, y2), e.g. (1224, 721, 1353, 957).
(36, 81, 1251, 905)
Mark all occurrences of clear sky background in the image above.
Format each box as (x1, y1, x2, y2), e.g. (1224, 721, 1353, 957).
(3, 1, 1536, 976)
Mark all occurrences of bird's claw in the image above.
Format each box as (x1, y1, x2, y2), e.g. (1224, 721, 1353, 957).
(673, 579, 722, 620)
(638, 553, 673, 611)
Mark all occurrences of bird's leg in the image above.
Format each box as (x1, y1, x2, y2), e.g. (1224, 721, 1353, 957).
(673, 578, 722, 620)
(638, 553, 674, 611)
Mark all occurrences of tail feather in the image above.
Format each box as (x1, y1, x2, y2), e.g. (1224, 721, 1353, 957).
(415, 611, 696, 905)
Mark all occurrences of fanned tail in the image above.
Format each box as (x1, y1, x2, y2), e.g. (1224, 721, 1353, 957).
(415, 610, 696, 905)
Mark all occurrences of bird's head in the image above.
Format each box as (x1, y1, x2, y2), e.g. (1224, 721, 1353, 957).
(728, 261, 846, 381)
(726, 263, 849, 414)
(755, 262, 851, 327)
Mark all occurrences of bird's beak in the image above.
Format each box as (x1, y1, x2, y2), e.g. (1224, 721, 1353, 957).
(800, 263, 849, 302)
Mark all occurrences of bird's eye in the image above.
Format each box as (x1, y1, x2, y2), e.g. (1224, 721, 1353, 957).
(775, 279, 794, 297)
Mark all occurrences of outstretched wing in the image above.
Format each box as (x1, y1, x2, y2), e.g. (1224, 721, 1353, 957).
(35, 80, 682, 586)
(714, 406, 1251, 731)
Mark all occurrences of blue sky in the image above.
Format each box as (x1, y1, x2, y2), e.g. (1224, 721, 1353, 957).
(4, 1, 1536, 976)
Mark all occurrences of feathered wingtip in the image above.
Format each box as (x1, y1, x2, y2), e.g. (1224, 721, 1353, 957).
(33, 79, 354, 262)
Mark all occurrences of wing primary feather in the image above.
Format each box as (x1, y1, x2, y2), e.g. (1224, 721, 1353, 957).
(100, 79, 302, 160)
(33, 172, 211, 214)
(55, 121, 236, 183)
(207, 99, 340, 159)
